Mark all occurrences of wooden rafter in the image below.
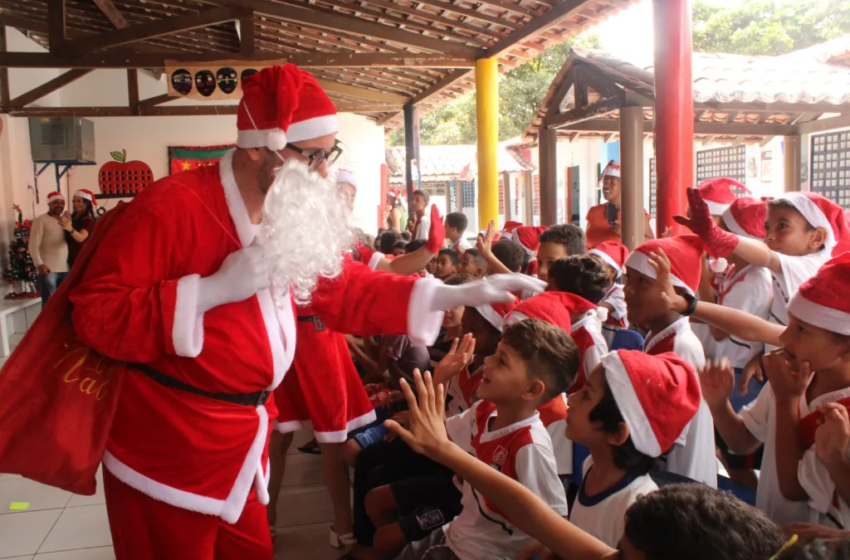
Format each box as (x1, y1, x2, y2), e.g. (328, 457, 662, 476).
(316, 78, 407, 103)
(8, 68, 91, 108)
(138, 93, 173, 108)
(47, 0, 65, 52)
(356, 0, 505, 38)
(558, 118, 793, 137)
(546, 93, 622, 128)
(239, 11, 255, 55)
(91, 0, 128, 28)
(399, 0, 520, 29)
(0, 27, 8, 111)
(127, 68, 139, 114)
(487, 0, 585, 57)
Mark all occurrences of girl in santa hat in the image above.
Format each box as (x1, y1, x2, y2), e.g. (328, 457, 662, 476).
(58, 189, 97, 268)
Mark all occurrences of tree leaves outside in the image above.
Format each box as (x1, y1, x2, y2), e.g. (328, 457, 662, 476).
(387, 0, 850, 147)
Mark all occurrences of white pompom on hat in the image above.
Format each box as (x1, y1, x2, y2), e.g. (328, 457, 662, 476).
(236, 64, 302, 151)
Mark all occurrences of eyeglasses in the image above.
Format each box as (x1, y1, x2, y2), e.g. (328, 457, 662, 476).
(285, 140, 343, 170)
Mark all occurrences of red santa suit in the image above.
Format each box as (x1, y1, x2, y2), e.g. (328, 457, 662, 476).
(68, 66, 445, 559)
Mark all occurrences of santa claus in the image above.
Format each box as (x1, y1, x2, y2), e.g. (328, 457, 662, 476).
(68, 64, 541, 559)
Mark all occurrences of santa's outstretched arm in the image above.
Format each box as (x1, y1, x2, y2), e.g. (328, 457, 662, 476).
(311, 259, 545, 346)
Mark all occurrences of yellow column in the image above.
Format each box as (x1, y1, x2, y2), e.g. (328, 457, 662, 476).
(476, 58, 499, 229)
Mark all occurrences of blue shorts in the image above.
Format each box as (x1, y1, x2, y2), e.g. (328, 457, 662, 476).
(352, 423, 390, 449)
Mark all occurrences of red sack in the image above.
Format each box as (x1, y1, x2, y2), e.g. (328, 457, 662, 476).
(0, 203, 130, 495)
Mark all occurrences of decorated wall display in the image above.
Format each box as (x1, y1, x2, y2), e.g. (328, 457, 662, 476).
(168, 145, 235, 175)
(98, 150, 154, 198)
(166, 59, 283, 100)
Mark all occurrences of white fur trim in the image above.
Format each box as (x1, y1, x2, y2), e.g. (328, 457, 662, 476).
(274, 418, 308, 434)
(779, 192, 836, 250)
(368, 251, 385, 271)
(595, 307, 609, 323)
(476, 303, 505, 332)
(254, 463, 269, 505)
(408, 278, 446, 346)
(337, 169, 357, 190)
(237, 128, 287, 150)
(74, 190, 93, 202)
(788, 292, 850, 336)
(602, 351, 662, 457)
(286, 115, 340, 143)
(172, 274, 205, 358)
(504, 311, 529, 326)
(274, 410, 378, 443)
(704, 200, 731, 217)
(47, 192, 64, 202)
(588, 248, 622, 277)
(219, 150, 256, 248)
(625, 251, 694, 296)
(101, 405, 268, 523)
(722, 206, 760, 239)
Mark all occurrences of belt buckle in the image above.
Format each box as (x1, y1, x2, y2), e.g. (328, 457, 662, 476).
(312, 316, 326, 332)
(256, 390, 270, 407)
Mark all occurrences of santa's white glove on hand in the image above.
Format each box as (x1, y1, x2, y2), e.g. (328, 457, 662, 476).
(428, 274, 547, 312)
(196, 238, 270, 313)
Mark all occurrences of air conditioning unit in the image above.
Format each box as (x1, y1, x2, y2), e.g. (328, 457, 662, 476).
(28, 118, 95, 162)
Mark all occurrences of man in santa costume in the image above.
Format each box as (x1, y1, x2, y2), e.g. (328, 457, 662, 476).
(68, 64, 540, 560)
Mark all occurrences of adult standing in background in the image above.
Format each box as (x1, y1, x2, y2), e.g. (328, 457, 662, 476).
(60, 189, 97, 268)
(386, 189, 408, 233)
(585, 160, 654, 249)
(29, 191, 69, 306)
(409, 189, 431, 241)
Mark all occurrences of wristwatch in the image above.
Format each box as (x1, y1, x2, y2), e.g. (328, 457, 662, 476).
(680, 292, 699, 317)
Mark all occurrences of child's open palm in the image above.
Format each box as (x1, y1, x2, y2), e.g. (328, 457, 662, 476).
(815, 403, 850, 469)
(434, 334, 475, 384)
(699, 359, 735, 409)
(384, 370, 450, 458)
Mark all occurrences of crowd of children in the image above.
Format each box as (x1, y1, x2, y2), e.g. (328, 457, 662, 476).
(267, 170, 850, 560)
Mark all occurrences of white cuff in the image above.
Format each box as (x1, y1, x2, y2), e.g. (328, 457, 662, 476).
(368, 251, 385, 271)
(407, 278, 445, 347)
(172, 274, 205, 358)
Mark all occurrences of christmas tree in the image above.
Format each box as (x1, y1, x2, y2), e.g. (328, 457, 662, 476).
(3, 204, 38, 297)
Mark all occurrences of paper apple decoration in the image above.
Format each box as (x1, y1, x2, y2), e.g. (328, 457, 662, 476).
(98, 149, 153, 197)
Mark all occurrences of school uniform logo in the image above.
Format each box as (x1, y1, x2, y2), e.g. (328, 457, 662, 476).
(491, 445, 508, 471)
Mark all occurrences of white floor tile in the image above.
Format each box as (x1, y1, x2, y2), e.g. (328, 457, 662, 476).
(281, 453, 324, 488)
(275, 484, 334, 528)
(37, 505, 111, 553)
(35, 547, 114, 560)
(0, 509, 61, 558)
(288, 429, 315, 455)
(0, 479, 71, 514)
(273, 522, 340, 560)
(66, 471, 104, 508)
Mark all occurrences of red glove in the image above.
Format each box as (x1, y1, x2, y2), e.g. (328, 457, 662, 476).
(674, 188, 740, 258)
(426, 204, 445, 254)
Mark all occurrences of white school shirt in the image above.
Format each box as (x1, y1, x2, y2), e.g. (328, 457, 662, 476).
(767, 252, 830, 350)
(714, 265, 773, 369)
(538, 393, 572, 475)
(569, 458, 659, 548)
(739, 383, 850, 524)
(449, 237, 472, 252)
(645, 318, 717, 488)
(691, 323, 717, 361)
(413, 213, 431, 241)
(445, 401, 569, 560)
(571, 312, 609, 392)
(799, 443, 850, 529)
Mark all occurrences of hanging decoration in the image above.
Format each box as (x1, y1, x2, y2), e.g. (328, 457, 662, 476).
(165, 59, 284, 100)
(168, 145, 235, 175)
(3, 204, 39, 298)
(98, 150, 154, 198)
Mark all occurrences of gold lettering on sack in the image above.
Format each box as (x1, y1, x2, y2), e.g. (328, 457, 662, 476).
(56, 340, 117, 401)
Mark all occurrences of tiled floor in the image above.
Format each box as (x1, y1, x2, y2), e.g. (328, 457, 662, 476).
(0, 430, 342, 559)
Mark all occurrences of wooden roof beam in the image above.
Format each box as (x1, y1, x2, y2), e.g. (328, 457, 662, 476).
(355, 0, 503, 37)
(8, 68, 91, 108)
(91, 0, 128, 29)
(316, 79, 408, 103)
(557, 118, 794, 137)
(47, 0, 66, 53)
(400, 0, 520, 29)
(487, 0, 586, 58)
(239, 11, 255, 55)
(67, 6, 246, 53)
(470, 0, 538, 18)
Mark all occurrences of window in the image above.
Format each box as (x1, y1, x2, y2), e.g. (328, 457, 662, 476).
(461, 181, 476, 209)
(811, 132, 850, 209)
(696, 145, 748, 193)
(649, 158, 656, 217)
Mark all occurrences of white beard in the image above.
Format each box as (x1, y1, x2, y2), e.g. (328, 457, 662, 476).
(261, 160, 354, 306)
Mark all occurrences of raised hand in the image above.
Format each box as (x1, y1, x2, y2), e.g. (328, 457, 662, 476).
(699, 359, 735, 411)
(434, 334, 476, 383)
(647, 249, 688, 313)
(673, 188, 739, 258)
(426, 204, 446, 254)
(737, 354, 765, 396)
(428, 274, 544, 312)
(384, 370, 450, 458)
(815, 403, 850, 469)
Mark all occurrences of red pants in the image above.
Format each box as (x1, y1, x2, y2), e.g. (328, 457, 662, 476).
(103, 468, 273, 560)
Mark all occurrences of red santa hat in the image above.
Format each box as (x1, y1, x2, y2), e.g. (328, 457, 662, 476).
(73, 189, 98, 207)
(601, 160, 620, 179)
(696, 177, 749, 216)
(337, 169, 357, 190)
(503, 220, 523, 234)
(602, 350, 701, 457)
(776, 192, 850, 255)
(475, 297, 518, 332)
(513, 226, 546, 255)
(504, 292, 593, 333)
(47, 192, 64, 204)
(721, 196, 765, 240)
(237, 64, 302, 151)
(787, 252, 850, 336)
(589, 241, 629, 278)
(625, 235, 705, 295)
(286, 69, 339, 143)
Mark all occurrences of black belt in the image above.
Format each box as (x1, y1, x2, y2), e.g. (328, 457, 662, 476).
(131, 363, 270, 407)
(297, 315, 326, 332)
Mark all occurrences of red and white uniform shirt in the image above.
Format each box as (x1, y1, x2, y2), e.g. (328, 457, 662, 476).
(600, 283, 628, 351)
(569, 312, 609, 394)
(569, 457, 658, 548)
(741, 383, 850, 525)
(538, 393, 571, 475)
(645, 317, 716, 488)
(715, 264, 773, 369)
(445, 363, 484, 418)
(69, 150, 444, 523)
(445, 401, 569, 560)
(768, 252, 830, 350)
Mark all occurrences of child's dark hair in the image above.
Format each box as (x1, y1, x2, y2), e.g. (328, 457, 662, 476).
(492, 239, 524, 273)
(501, 319, 580, 402)
(444, 273, 474, 286)
(379, 231, 401, 254)
(392, 240, 408, 251)
(768, 199, 825, 251)
(624, 484, 784, 560)
(548, 255, 613, 304)
(589, 379, 659, 474)
(413, 189, 431, 205)
(405, 239, 427, 254)
(776, 538, 850, 560)
(439, 248, 460, 266)
(401, 231, 412, 242)
(539, 224, 587, 256)
(446, 212, 468, 234)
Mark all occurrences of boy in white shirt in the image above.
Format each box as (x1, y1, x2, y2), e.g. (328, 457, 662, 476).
(394, 319, 576, 560)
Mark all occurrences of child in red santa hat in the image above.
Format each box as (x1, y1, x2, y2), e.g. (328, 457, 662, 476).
(588, 240, 630, 347)
(623, 235, 716, 488)
(513, 225, 547, 277)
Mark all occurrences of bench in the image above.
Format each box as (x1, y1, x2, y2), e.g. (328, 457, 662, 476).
(0, 298, 40, 357)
